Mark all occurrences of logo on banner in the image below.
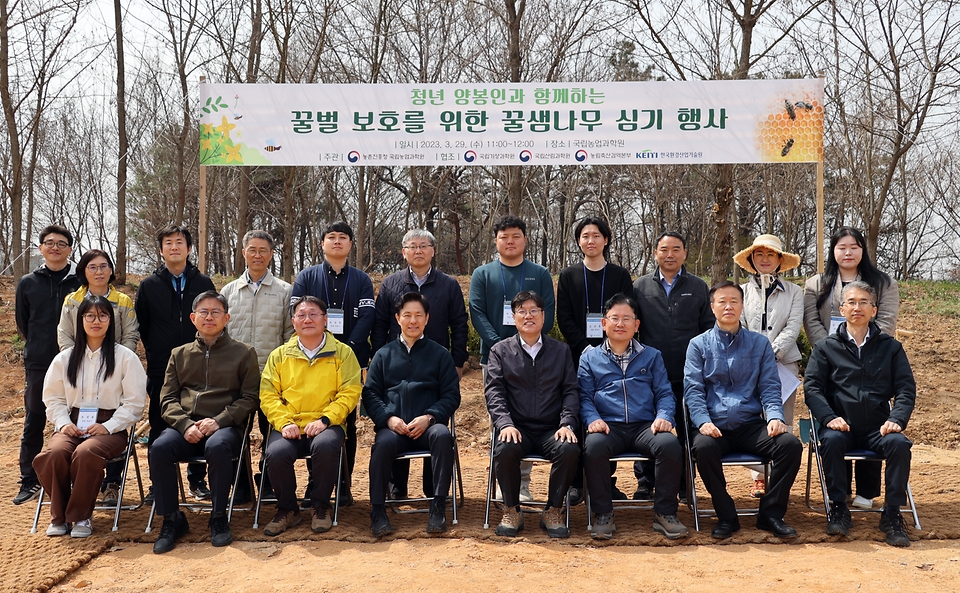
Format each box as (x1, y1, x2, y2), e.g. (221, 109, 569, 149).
(464, 150, 476, 162)
(575, 150, 588, 162)
(519, 150, 532, 162)
(348, 151, 360, 162)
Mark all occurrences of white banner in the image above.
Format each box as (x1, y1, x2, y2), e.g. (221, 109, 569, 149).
(198, 79, 823, 167)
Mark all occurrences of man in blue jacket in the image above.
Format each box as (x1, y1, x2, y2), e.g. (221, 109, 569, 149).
(685, 281, 802, 540)
(578, 294, 687, 540)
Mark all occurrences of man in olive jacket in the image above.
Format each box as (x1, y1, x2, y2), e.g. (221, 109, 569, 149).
(149, 291, 260, 554)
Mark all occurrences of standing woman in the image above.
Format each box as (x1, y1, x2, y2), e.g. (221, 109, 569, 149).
(34, 295, 147, 537)
(804, 226, 899, 508)
(734, 235, 804, 498)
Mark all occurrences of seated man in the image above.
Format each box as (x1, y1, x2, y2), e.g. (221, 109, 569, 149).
(685, 281, 802, 540)
(259, 296, 361, 536)
(149, 291, 259, 554)
(804, 280, 916, 547)
(363, 292, 461, 536)
(578, 294, 688, 540)
(486, 290, 580, 538)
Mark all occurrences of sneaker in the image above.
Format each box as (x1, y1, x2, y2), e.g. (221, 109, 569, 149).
(13, 483, 41, 505)
(209, 516, 233, 547)
(427, 498, 447, 533)
(70, 518, 93, 538)
(189, 481, 211, 501)
(312, 505, 333, 533)
(153, 511, 189, 554)
(633, 484, 653, 501)
(101, 483, 121, 507)
(519, 484, 534, 504)
(852, 495, 874, 510)
(592, 512, 616, 540)
(826, 503, 852, 536)
(495, 506, 524, 537)
(653, 513, 689, 540)
(751, 479, 766, 499)
(567, 486, 584, 507)
(879, 508, 911, 548)
(540, 506, 569, 538)
(264, 509, 301, 536)
(46, 523, 70, 537)
(370, 505, 394, 537)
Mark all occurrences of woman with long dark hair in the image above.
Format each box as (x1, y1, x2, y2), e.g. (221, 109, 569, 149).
(33, 295, 146, 537)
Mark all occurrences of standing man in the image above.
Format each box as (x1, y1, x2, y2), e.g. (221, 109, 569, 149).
(13, 225, 81, 505)
(371, 228, 468, 500)
(136, 224, 216, 501)
(632, 231, 714, 500)
(470, 215, 555, 501)
(292, 221, 374, 506)
(685, 282, 802, 540)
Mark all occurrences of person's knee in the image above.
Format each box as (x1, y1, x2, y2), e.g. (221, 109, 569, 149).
(494, 441, 523, 464)
(656, 435, 683, 462)
(777, 433, 803, 459)
(883, 433, 912, 457)
(556, 442, 580, 465)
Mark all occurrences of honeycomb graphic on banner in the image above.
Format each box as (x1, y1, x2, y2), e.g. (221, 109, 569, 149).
(757, 98, 824, 162)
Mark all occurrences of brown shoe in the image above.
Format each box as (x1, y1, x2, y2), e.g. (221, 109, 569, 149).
(264, 509, 301, 536)
(495, 506, 524, 537)
(540, 506, 569, 538)
(312, 506, 333, 533)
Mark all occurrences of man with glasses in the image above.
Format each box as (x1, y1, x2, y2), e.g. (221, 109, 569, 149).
(14, 225, 81, 505)
(150, 291, 260, 553)
(804, 281, 916, 547)
(486, 290, 579, 539)
(577, 294, 688, 540)
(371, 229, 468, 500)
(259, 296, 361, 536)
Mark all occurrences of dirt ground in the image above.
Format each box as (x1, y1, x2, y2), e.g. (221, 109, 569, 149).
(1, 278, 959, 593)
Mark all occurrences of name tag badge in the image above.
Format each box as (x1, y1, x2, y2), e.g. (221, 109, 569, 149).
(77, 407, 98, 433)
(586, 313, 603, 338)
(829, 315, 845, 336)
(502, 301, 515, 326)
(327, 308, 345, 334)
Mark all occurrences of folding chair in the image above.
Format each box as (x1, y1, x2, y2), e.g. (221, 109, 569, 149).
(145, 416, 255, 533)
(252, 428, 347, 529)
(584, 453, 653, 531)
(804, 415, 921, 530)
(387, 415, 465, 525)
(682, 400, 772, 532)
(483, 427, 571, 529)
(30, 426, 145, 534)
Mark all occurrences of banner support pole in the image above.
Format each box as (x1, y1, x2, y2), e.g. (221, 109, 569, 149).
(198, 75, 208, 274)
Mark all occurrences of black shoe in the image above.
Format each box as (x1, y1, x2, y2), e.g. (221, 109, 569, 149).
(153, 511, 189, 554)
(189, 481, 211, 501)
(338, 485, 354, 508)
(144, 486, 155, 504)
(370, 505, 394, 537)
(826, 503, 852, 536)
(611, 486, 628, 501)
(633, 484, 653, 501)
(567, 487, 584, 507)
(879, 508, 911, 548)
(427, 497, 447, 533)
(711, 520, 740, 540)
(756, 516, 798, 539)
(209, 515, 233, 547)
(389, 481, 408, 501)
(13, 483, 41, 505)
(232, 485, 252, 506)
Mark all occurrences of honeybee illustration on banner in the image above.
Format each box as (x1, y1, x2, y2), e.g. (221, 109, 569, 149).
(757, 96, 823, 162)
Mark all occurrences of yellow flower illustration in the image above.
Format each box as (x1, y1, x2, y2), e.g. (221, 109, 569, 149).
(224, 143, 243, 163)
(201, 123, 214, 135)
(215, 116, 236, 140)
(200, 138, 212, 150)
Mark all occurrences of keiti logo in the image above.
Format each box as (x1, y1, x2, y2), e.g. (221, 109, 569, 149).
(464, 150, 477, 162)
(348, 151, 361, 163)
(519, 150, 532, 162)
(575, 150, 588, 162)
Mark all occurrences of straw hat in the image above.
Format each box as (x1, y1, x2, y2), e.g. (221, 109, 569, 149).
(733, 234, 801, 275)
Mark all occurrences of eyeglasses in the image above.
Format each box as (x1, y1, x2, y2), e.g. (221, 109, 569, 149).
(41, 240, 69, 249)
(194, 309, 225, 319)
(82, 312, 111, 323)
(604, 316, 637, 325)
(403, 244, 434, 252)
(86, 264, 111, 272)
(244, 248, 272, 256)
(842, 299, 875, 309)
(293, 312, 325, 321)
(515, 308, 542, 318)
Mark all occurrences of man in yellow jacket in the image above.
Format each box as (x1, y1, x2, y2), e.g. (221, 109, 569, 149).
(259, 295, 361, 535)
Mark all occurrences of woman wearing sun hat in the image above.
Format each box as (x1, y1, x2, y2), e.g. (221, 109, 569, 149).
(734, 234, 804, 499)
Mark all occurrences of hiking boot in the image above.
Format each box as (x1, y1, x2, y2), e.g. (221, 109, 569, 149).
(540, 506, 569, 538)
(495, 506, 524, 537)
(751, 479, 765, 499)
(13, 483, 41, 505)
(209, 515, 233, 547)
(567, 487, 584, 507)
(370, 504, 394, 537)
(879, 508, 911, 548)
(312, 505, 333, 533)
(189, 481, 211, 501)
(46, 523, 70, 537)
(592, 512, 616, 540)
(826, 503, 852, 536)
(653, 513, 689, 539)
(427, 497, 447, 533)
(101, 483, 121, 507)
(153, 511, 189, 554)
(264, 508, 301, 536)
(70, 518, 93, 538)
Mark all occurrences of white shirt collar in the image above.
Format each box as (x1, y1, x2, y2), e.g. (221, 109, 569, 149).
(520, 334, 543, 360)
(298, 334, 326, 359)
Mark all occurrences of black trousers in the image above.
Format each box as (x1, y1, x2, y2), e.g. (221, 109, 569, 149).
(369, 424, 454, 506)
(819, 426, 911, 508)
(265, 425, 344, 512)
(146, 376, 205, 486)
(149, 426, 241, 517)
(18, 368, 47, 487)
(636, 380, 688, 493)
(493, 427, 579, 509)
(692, 420, 802, 524)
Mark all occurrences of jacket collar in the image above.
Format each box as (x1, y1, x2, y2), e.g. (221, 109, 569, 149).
(282, 331, 338, 360)
(195, 327, 230, 349)
(156, 262, 197, 281)
(34, 262, 78, 281)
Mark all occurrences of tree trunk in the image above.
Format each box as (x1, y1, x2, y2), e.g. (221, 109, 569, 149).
(114, 0, 128, 284)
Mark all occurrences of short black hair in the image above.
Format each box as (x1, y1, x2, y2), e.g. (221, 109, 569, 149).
(574, 217, 612, 259)
(156, 224, 193, 249)
(395, 291, 430, 315)
(322, 221, 354, 242)
(192, 290, 228, 313)
(77, 249, 117, 287)
(602, 293, 639, 318)
(655, 231, 686, 250)
(39, 224, 73, 246)
(292, 295, 327, 315)
(511, 289, 545, 312)
(493, 215, 526, 236)
(708, 280, 744, 302)
(242, 230, 275, 249)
